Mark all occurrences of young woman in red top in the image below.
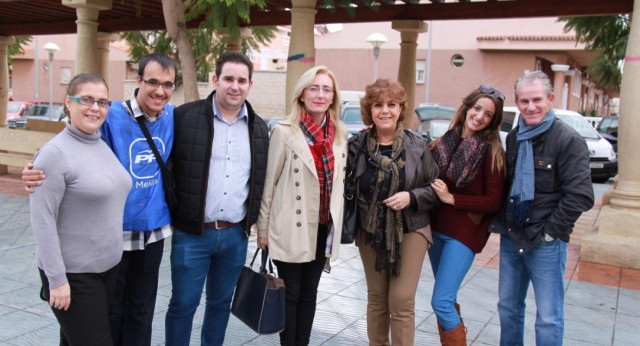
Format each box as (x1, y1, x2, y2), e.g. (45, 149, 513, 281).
(428, 85, 506, 345)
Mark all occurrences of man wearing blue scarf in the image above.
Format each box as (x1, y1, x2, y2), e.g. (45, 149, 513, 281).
(490, 71, 594, 346)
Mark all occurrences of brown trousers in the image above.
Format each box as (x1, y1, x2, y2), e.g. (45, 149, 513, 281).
(358, 232, 429, 346)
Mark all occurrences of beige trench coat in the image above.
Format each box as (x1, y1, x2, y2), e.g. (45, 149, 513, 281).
(257, 120, 348, 263)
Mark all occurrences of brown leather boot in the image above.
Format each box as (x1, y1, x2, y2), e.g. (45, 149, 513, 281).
(440, 321, 467, 346)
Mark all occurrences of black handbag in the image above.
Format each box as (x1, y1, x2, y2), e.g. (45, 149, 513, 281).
(342, 131, 368, 244)
(231, 248, 286, 334)
(127, 101, 178, 211)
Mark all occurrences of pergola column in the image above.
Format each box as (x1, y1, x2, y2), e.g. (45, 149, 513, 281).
(581, 0, 640, 269)
(285, 0, 316, 115)
(0, 35, 14, 129)
(392, 20, 427, 129)
(551, 64, 570, 109)
(97, 32, 118, 84)
(62, 0, 112, 74)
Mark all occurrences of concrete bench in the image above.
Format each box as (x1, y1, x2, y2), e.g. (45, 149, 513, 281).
(0, 125, 58, 174)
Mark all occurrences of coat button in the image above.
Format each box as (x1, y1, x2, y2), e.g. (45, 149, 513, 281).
(295, 182, 300, 186)
(519, 249, 524, 253)
(294, 154, 298, 159)
(296, 209, 301, 214)
(342, 153, 346, 157)
(547, 164, 552, 169)
(296, 196, 301, 200)
(294, 168, 299, 173)
(296, 222, 302, 227)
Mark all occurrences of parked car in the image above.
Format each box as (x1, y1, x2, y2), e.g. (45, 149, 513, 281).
(267, 116, 283, 134)
(340, 102, 367, 136)
(500, 107, 617, 183)
(6, 101, 33, 122)
(414, 103, 456, 141)
(596, 115, 618, 152)
(7, 103, 67, 129)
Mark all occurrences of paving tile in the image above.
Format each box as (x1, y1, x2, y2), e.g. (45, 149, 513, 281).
(2, 323, 59, 346)
(617, 288, 640, 317)
(0, 310, 54, 342)
(317, 294, 367, 319)
(619, 267, 640, 290)
(573, 261, 621, 287)
(564, 304, 615, 345)
(565, 280, 618, 312)
(612, 327, 639, 346)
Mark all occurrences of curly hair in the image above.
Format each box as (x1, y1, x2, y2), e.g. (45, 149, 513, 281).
(359, 78, 407, 126)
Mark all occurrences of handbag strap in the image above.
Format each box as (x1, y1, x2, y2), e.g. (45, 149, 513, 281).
(127, 100, 171, 176)
(249, 248, 276, 275)
(347, 130, 369, 181)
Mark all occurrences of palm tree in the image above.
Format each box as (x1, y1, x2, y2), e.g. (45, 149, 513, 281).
(558, 15, 629, 92)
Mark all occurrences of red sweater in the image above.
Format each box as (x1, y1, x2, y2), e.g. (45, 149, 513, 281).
(430, 153, 505, 253)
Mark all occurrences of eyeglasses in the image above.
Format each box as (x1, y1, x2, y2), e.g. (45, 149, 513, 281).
(479, 84, 505, 101)
(368, 156, 392, 174)
(140, 77, 176, 90)
(306, 85, 334, 96)
(68, 95, 111, 109)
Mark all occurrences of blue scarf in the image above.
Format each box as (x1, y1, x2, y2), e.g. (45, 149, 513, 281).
(507, 109, 555, 227)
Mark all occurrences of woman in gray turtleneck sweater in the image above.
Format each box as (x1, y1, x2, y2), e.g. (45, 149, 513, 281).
(30, 73, 131, 346)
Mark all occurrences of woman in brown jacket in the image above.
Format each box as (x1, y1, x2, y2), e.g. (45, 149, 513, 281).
(348, 78, 439, 345)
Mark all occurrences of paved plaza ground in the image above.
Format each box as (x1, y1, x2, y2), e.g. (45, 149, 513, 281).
(0, 169, 638, 345)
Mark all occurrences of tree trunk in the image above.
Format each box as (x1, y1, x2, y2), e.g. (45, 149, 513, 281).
(161, 0, 199, 103)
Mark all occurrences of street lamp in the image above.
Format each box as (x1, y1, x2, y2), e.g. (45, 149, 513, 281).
(43, 42, 60, 121)
(366, 33, 388, 81)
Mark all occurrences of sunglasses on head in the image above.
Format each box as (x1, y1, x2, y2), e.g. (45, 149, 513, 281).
(479, 84, 505, 101)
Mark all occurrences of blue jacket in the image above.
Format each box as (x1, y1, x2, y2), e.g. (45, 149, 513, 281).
(100, 100, 175, 231)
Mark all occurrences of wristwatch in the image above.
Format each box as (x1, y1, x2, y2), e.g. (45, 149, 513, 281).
(542, 233, 555, 242)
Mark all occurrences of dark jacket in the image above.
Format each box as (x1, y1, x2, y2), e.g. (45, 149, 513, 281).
(490, 118, 594, 253)
(170, 91, 269, 237)
(347, 129, 439, 238)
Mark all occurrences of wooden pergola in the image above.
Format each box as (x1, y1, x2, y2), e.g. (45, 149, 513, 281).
(0, 0, 633, 36)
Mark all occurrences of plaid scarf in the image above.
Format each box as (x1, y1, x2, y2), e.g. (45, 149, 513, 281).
(433, 124, 489, 189)
(300, 111, 335, 225)
(363, 124, 406, 278)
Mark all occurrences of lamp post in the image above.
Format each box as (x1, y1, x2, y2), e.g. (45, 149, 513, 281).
(366, 33, 388, 81)
(43, 42, 60, 121)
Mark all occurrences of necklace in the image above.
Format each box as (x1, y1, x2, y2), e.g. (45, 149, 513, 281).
(378, 140, 393, 146)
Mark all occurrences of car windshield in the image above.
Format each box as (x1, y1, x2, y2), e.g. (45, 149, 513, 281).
(27, 105, 63, 117)
(429, 121, 451, 139)
(342, 108, 363, 125)
(416, 106, 455, 121)
(557, 114, 600, 140)
(7, 103, 21, 112)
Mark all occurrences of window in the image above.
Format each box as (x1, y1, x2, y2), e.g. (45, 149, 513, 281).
(416, 59, 425, 84)
(61, 67, 71, 84)
(572, 70, 582, 97)
(451, 54, 464, 68)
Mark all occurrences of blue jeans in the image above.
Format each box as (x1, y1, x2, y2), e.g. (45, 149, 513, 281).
(498, 234, 567, 346)
(165, 225, 247, 346)
(428, 231, 475, 331)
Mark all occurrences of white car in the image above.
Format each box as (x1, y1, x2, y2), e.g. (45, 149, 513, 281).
(499, 107, 617, 183)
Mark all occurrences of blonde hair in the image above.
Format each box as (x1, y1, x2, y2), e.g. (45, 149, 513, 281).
(287, 65, 346, 143)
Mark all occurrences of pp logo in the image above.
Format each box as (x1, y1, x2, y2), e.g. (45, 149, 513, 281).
(129, 137, 167, 179)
